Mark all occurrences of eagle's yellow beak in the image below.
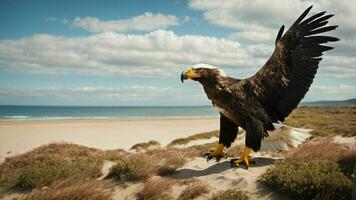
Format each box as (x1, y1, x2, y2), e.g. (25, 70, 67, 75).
(181, 68, 201, 82)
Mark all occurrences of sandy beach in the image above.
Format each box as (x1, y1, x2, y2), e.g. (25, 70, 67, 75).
(0, 118, 219, 161)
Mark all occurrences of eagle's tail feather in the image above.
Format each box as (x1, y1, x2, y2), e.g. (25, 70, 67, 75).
(260, 123, 312, 152)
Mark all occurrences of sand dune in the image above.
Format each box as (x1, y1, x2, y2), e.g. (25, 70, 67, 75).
(0, 118, 218, 162)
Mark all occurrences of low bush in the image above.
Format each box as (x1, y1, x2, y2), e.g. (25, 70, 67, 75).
(153, 148, 189, 176)
(104, 149, 127, 161)
(22, 179, 114, 200)
(167, 130, 219, 147)
(260, 160, 352, 200)
(106, 154, 150, 183)
(287, 139, 356, 178)
(107, 148, 191, 182)
(136, 177, 173, 200)
(209, 189, 249, 200)
(177, 181, 209, 200)
(17, 159, 102, 189)
(0, 143, 104, 190)
(130, 140, 160, 151)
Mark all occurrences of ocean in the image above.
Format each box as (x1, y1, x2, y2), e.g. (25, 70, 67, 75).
(0, 105, 219, 120)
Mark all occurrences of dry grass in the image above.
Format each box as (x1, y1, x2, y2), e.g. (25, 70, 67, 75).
(287, 138, 354, 161)
(287, 138, 356, 178)
(0, 143, 105, 190)
(167, 130, 219, 147)
(130, 140, 161, 151)
(285, 106, 356, 137)
(136, 177, 174, 200)
(104, 148, 128, 161)
(186, 142, 217, 157)
(209, 189, 250, 200)
(260, 160, 352, 200)
(260, 138, 356, 200)
(106, 154, 150, 183)
(21, 179, 114, 200)
(107, 147, 192, 183)
(151, 148, 192, 176)
(177, 181, 209, 200)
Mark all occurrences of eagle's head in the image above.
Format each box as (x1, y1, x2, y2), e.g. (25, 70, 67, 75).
(180, 64, 225, 83)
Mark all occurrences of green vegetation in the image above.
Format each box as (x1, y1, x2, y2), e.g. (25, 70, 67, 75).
(130, 140, 160, 151)
(260, 139, 355, 200)
(0, 143, 105, 190)
(107, 148, 191, 183)
(106, 154, 150, 183)
(209, 189, 250, 200)
(260, 161, 352, 200)
(22, 179, 114, 200)
(103, 148, 127, 161)
(167, 130, 219, 146)
(287, 139, 356, 178)
(285, 106, 356, 137)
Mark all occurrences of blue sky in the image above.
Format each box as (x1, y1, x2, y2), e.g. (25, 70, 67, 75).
(0, 0, 355, 106)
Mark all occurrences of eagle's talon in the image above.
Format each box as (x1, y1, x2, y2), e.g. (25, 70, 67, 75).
(204, 153, 226, 162)
(203, 143, 226, 162)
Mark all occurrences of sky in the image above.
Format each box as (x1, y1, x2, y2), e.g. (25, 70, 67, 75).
(0, 0, 355, 106)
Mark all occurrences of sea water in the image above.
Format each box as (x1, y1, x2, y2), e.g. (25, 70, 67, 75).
(0, 105, 218, 120)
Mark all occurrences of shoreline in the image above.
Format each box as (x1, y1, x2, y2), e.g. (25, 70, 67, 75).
(0, 117, 219, 162)
(0, 116, 218, 124)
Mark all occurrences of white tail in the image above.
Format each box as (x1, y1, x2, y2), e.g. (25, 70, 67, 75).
(260, 123, 312, 152)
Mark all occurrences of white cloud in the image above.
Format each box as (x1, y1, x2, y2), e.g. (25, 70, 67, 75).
(0, 30, 259, 77)
(188, 0, 356, 79)
(72, 12, 179, 33)
(0, 86, 169, 101)
(306, 84, 356, 101)
(188, 0, 356, 42)
(0, 85, 209, 105)
(319, 55, 356, 78)
(1, 2, 355, 80)
(228, 29, 275, 43)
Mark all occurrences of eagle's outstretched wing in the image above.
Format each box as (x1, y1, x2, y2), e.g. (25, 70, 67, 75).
(248, 5, 339, 122)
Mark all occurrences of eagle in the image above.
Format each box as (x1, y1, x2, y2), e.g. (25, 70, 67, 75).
(181, 6, 338, 168)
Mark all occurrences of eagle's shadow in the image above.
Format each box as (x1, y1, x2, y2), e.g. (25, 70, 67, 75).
(169, 157, 280, 179)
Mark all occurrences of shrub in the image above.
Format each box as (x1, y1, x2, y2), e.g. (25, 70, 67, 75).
(287, 139, 356, 178)
(104, 149, 127, 161)
(186, 142, 217, 157)
(136, 177, 173, 200)
(153, 148, 189, 176)
(131, 140, 160, 151)
(177, 181, 209, 200)
(17, 159, 102, 189)
(0, 143, 104, 190)
(21, 179, 114, 200)
(260, 160, 352, 200)
(167, 130, 219, 147)
(209, 189, 249, 200)
(106, 154, 150, 183)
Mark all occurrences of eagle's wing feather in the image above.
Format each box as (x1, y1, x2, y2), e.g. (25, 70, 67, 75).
(219, 113, 239, 148)
(248, 5, 338, 121)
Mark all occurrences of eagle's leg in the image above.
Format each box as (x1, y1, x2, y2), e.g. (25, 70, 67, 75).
(204, 143, 227, 162)
(230, 147, 255, 169)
